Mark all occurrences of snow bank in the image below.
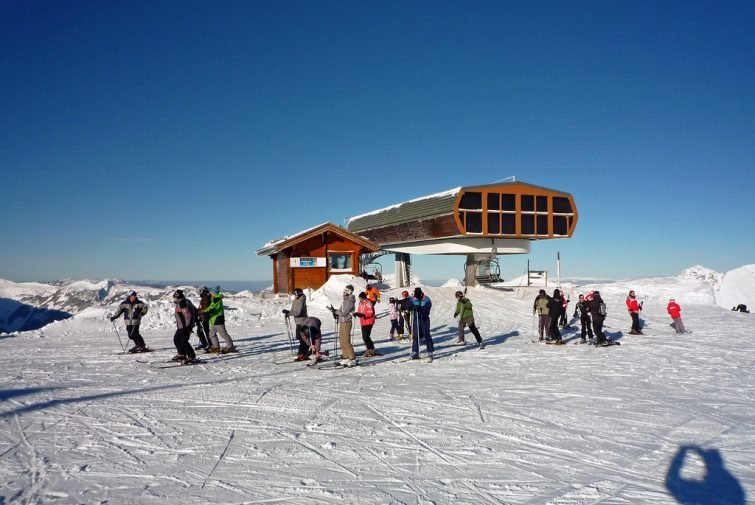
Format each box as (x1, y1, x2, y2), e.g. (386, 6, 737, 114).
(716, 264, 755, 311)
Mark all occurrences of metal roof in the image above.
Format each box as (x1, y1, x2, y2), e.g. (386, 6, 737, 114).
(347, 190, 460, 233)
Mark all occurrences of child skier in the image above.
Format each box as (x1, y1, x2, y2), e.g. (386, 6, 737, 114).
(354, 292, 377, 357)
(387, 297, 404, 341)
(667, 298, 686, 334)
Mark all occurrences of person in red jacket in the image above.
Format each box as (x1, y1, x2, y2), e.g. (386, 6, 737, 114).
(354, 292, 378, 357)
(626, 290, 644, 335)
(667, 298, 686, 334)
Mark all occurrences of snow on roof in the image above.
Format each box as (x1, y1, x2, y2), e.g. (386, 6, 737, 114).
(346, 187, 461, 225)
(258, 221, 332, 250)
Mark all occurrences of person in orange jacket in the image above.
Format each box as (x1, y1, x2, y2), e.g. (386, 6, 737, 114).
(355, 292, 377, 357)
(365, 284, 381, 306)
(626, 290, 644, 335)
(667, 298, 686, 334)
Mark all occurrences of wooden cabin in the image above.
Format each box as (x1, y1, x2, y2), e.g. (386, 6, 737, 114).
(256, 223, 380, 294)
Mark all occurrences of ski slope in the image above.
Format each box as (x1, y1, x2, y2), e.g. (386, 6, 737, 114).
(1, 272, 753, 504)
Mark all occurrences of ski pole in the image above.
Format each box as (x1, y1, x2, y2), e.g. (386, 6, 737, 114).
(531, 310, 536, 343)
(284, 315, 295, 357)
(111, 320, 126, 352)
(333, 316, 340, 359)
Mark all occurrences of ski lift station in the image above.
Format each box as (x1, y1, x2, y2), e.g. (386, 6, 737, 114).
(257, 181, 577, 293)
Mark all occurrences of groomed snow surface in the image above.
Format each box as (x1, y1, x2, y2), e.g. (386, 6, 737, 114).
(1, 272, 753, 504)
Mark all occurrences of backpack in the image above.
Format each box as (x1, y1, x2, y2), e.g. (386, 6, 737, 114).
(599, 302, 607, 317)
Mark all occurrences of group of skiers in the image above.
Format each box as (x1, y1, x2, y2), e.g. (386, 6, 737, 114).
(109, 286, 236, 365)
(534, 288, 689, 344)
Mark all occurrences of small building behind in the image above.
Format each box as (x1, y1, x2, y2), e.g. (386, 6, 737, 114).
(257, 222, 380, 294)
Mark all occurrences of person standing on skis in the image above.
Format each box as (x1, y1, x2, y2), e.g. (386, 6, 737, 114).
(626, 290, 644, 335)
(398, 290, 411, 337)
(365, 283, 381, 306)
(667, 298, 686, 334)
(573, 294, 594, 343)
(202, 286, 236, 353)
(587, 290, 609, 345)
(171, 289, 199, 364)
(387, 297, 402, 341)
(453, 291, 485, 348)
(328, 284, 357, 367)
(408, 287, 434, 361)
(547, 289, 564, 344)
(355, 292, 377, 357)
(194, 286, 212, 350)
(110, 290, 149, 353)
(283, 287, 309, 361)
(533, 289, 551, 341)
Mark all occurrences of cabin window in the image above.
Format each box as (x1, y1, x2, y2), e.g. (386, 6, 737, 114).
(502, 214, 516, 234)
(521, 195, 535, 212)
(501, 194, 516, 212)
(487, 193, 500, 211)
(329, 253, 353, 272)
(466, 212, 483, 233)
(459, 191, 482, 210)
(537, 214, 549, 236)
(536, 195, 547, 212)
(488, 213, 500, 234)
(553, 197, 572, 214)
(553, 216, 568, 236)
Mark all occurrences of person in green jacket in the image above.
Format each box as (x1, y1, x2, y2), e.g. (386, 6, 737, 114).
(453, 291, 485, 348)
(202, 286, 236, 353)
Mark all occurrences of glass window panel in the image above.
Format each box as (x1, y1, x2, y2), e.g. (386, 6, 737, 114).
(554, 216, 567, 235)
(536, 195, 548, 212)
(553, 197, 572, 214)
(488, 213, 500, 234)
(521, 214, 535, 234)
(329, 253, 352, 270)
(459, 192, 482, 210)
(536, 214, 549, 235)
(521, 195, 535, 212)
(502, 214, 516, 234)
(501, 193, 516, 211)
(466, 212, 482, 233)
(487, 193, 500, 210)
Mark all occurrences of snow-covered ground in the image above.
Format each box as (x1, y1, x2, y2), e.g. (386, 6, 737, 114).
(1, 268, 753, 504)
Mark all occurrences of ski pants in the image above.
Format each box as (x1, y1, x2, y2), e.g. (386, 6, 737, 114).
(630, 312, 641, 333)
(592, 316, 607, 343)
(173, 327, 196, 359)
(397, 314, 405, 334)
(538, 314, 550, 338)
(411, 315, 434, 358)
(295, 324, 310, 356)
(458, 315, 482, 343)
(389, 319, 401, 336)
(548, 316, 562, 341)
(580, 315, 594, 339)
(126, 325, 146, 348)
(196, 318, 210, 347)
(672, 317, 686, 334)
(338, 320, 356, 360)
(209, 324, 234, 348)
(401, 310, 412, 335)
(361, 324, 375, 351)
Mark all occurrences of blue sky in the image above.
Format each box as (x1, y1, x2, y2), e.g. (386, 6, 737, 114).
(2, 1, 753, 283)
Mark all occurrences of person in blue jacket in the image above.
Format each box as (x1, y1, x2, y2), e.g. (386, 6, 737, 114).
(408, 287, 434, 361)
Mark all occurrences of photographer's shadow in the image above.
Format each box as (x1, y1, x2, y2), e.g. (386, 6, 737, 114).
(665, 445, 745, 504)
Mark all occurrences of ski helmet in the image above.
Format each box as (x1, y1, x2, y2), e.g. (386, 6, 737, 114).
(402, 290, 409, 298)
(293, 288, 304, 297)
(173, 289, 184, 299)
(455, 291, 464, 298)
(128, 290, 137, 297)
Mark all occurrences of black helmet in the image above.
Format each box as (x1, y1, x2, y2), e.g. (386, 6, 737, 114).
(173, 289, 184, 299)
(293, 288, 304, 297)
(199, 285, 209, 293)
(455, 290, 464, 298)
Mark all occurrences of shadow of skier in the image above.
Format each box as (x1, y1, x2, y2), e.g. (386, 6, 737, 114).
(665, 445, 746, 505)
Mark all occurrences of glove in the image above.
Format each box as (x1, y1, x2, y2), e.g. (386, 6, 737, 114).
(327, 305, 335, 313)
(332, 312, 339, 320)
(282, 309, 290, 316)
(573, 311, 578, 318)
(354, 312, 364, 318)
(109, 316, 116, 322)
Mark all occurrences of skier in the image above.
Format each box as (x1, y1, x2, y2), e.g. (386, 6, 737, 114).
(171, 289, 199, 364)
(354, 292, 378, 357)
(573, 294, 594, 343)
(453, 291, 484, 348)
(667, 298, 686, 334)
(387, 297, 402, 341)
(194, 286, 212, 350)
(297, 317, 324, 363)
(365, 283, 381, 306)
(587, 290, 610, 345)
(398, 290, 412, 338)
(626, 290, 644, 335)
(110, 290, 149, 353)
(408, 287, 434, 361)
(559, 295, 570, 328)
(547, 289, 564, 344)
(328, 284, 357, 367)
(283, 287, 309, 361)
(533, 289, 551, 341)
(202, 286, 236, 353)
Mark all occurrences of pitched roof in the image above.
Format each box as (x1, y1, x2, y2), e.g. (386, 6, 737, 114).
(256, 222, 380, 256)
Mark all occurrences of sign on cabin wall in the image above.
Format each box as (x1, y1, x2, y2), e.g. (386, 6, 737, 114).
(290, 257, 326, 268)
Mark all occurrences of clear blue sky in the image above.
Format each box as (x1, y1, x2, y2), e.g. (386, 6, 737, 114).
(2, 1, 753, 283)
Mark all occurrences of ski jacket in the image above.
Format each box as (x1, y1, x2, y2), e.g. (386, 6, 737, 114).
(299, 316, 322, 342)
(198, 291, 212, 321)
(626, 297, 642, 314)
(533, 295, 550, 315)
(575, 301, 590, 318)
(398, 296, 411, 312)
(454, 297, 474, 320)
(334, 294, 355, 322)
(365, 286, 381, 304)
(388, 301, 399, 320)
(289, 295, 308, 324)
(112, 298, 148, 326)
(409, 294, 432, 319)
(356, 299, 376, 326)
(203, 293, 226, 326)
(587, 295, 606, 322)
(548, 294, 564, 318)
(174, 298, 196, 329)
(667, 302, 682, 319)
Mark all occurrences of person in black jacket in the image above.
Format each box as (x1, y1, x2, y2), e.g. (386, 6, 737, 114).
(587, 291, 609, 345)
(110, 290, 149, 353)
(573, 294, 594, 343)
(547, 289, 564, 344)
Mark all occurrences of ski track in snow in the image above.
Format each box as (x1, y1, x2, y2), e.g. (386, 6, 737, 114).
(1, 280, 754, 504)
